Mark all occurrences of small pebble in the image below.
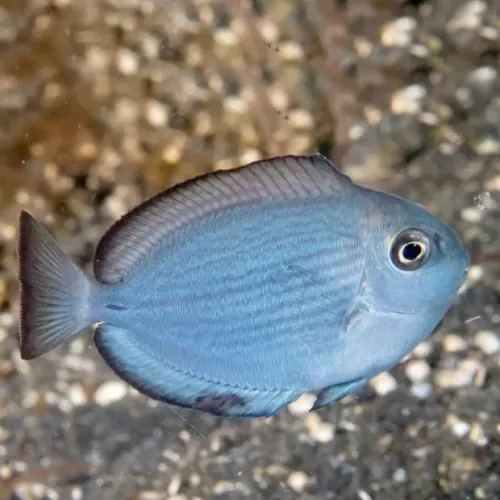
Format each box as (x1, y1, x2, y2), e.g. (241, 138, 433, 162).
(278, 41, 304, 61)
(190, 473, 201, 487)
(93, 380, 128, 406)
(473, 137, 500, 155)
(364, 105, 382, 125)
(0, 427, 9, 442)
(0, 312, 14, 329)
(288, 109, 314, 130)
(442, 333, 467, 353)
(435, 360, 482, 389)
(194, 111, 213, 138)
(460, 359, 482, 373)
(52, 0, 71, 7)
(213, 480, 246, 495)
(393, 468, 407, 483)
(474, 330, 500, 355)
(405, 359, 431, 383)
(435, 369, 472, 389)
(22, 390, 40, 409)
(380, 17, 417, 47)
(68, 384, 88, 406)
(469, 422, 489, 446)
(305, 413, 334, 443)
(258, 19, 279, 44)
(241, 123, 259, 146)
(288, 134, 312, 155)
(461, 206, 483, 223)
(480, 26, 499, 40)
(213, 481, 235, 495)
(266, 464, 287, 476)
(287, 471, 310, 492)
(419, 111, 439, 126)
(448, 415, 471, 438)
(456, 86, 473, 109)
(214, 158, 236, 171)
(410, 382, 432, 400)
(161, 135, 187, 165)
(184, 43, 203, 67)
(467, 265, 484, 282)
(69, 338, 85, 355)
(168, 473, 182, 495)
(485, 176, 500, 192)
(85, 46, 110, 71)
(357, 491, 372, 500)
(116, 48, 139, 75)
(469, 66, 497, 84)
(369, 372, 397, 396)
(144, 99, 169, 127)
(139, 33, 160, 59)
(45, 488, 59, 500)
(214, 28, 238, 47)
(391, 84, 427, 115)
(287, 393, 315, 415)
(71, 486, 83, 500)
(410, 44, 430, 58)
(354, 37, 373, 58)
(267, 87, 289, 112)
(239, 148, 262, 165)
(137, 492, 162, 500)
(0, 223, 16, 242)
(348, 124, 366, 141)
(104, 195, 128, 220)
(223, 95, 248, 115)
(113, 97, 139, 123)
(448, 1, 486, 31)
(412, 341, 432, 358)
(474, 192, 494, 211)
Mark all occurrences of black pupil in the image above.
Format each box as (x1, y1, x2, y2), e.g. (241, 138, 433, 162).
(402, 242, 422, 261)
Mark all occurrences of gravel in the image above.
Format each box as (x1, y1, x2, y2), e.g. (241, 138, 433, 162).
(0, 0, 499, 499)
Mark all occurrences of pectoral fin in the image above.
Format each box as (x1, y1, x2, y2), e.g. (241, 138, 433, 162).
(312, 379, 366, 410)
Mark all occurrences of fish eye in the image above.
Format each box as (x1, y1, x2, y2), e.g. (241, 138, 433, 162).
(390, 229, 432, 271)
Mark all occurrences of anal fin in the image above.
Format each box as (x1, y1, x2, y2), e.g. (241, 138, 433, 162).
(94, 324, 301, 418)
(312, 379, 366, 410)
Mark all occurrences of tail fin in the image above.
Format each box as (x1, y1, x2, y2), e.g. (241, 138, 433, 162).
(18, 211, 94, 359)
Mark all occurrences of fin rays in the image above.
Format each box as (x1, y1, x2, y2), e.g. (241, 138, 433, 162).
(18, 211, 95, 359)
(93, 154, 350, 285)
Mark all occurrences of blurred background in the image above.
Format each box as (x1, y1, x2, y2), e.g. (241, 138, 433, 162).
(0, 0, 499, 498)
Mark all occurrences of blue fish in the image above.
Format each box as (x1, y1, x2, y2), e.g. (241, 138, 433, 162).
(18, 154, 469, 417)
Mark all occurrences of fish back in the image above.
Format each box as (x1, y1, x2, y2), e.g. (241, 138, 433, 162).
(93, 154, 352, 285)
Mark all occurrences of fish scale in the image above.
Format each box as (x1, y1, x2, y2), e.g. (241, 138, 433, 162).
(17, 154, 469, 417)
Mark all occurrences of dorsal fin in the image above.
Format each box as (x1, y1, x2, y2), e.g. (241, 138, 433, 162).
(93, 154, 352, 284)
